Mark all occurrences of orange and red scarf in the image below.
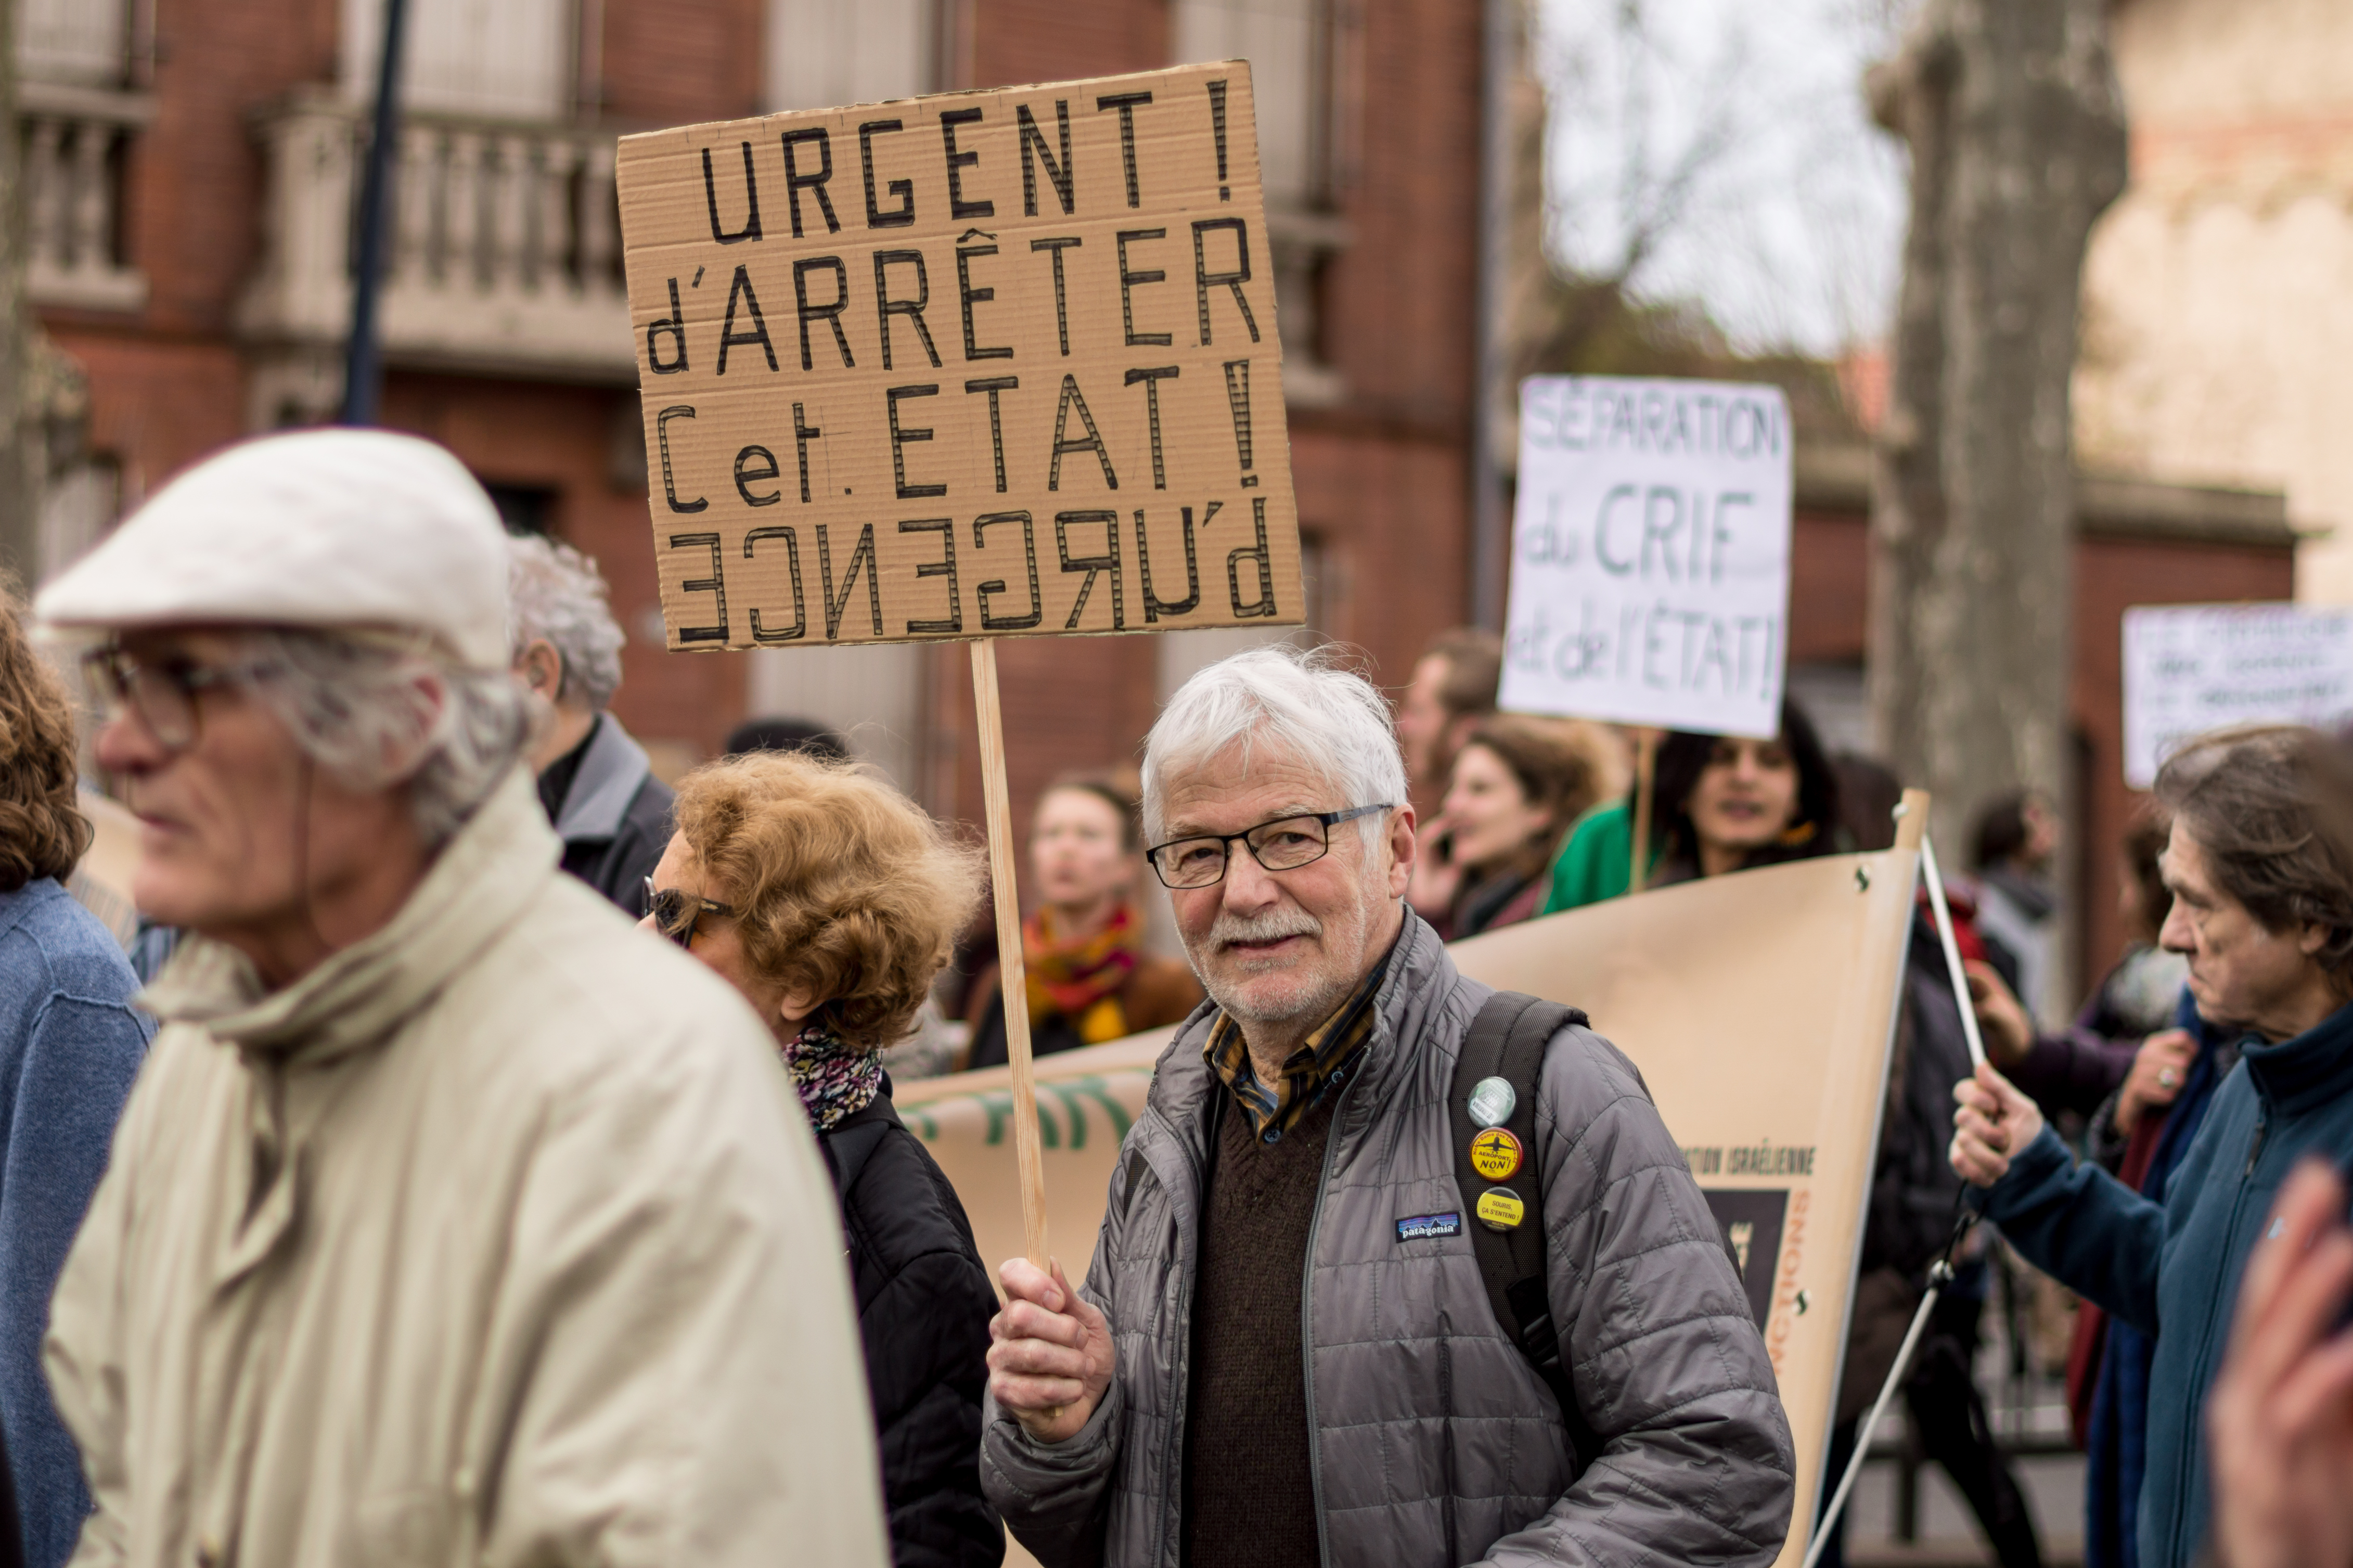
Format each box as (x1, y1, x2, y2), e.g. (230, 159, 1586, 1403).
(1023, 905, 1142, 1046)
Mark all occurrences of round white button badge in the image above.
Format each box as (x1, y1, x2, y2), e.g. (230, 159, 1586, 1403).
(1468, 1076, 1516, 1129)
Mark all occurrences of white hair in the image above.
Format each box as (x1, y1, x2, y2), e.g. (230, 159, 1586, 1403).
(506, 535, 626, 710)
(1140, 643, 1408, 843)
(248, 628, 532, 849)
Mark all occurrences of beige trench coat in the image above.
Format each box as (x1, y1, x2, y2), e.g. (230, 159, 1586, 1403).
(44, 772, 889, 1567)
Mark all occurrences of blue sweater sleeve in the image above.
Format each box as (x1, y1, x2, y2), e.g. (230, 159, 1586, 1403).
(1974, 1124, 2167, 1336)
(1, 993, 148, 1568)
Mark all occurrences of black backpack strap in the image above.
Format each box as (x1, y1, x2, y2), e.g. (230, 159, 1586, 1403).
(1453, 990, 1608, 1475)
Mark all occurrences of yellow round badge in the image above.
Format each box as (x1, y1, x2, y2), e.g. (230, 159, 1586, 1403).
(1469, 1127, 1524, 1183)
(1475, 1187, 1526, 1231)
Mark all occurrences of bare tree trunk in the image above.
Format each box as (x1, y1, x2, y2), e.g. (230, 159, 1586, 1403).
(0, 0, 33, 587)
(1865, 0, 2127, 856)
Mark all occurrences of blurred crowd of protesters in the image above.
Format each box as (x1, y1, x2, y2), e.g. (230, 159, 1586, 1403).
(0, 422, 2347, 1568)
(1383, 619, 2353, 1568)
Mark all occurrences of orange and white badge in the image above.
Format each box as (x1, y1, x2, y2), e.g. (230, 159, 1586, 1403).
(1469, 1126, 1524, 1183)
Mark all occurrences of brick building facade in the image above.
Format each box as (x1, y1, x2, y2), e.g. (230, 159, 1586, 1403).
(24, 0, 1484, 850)
(25, 0, 2288, 996)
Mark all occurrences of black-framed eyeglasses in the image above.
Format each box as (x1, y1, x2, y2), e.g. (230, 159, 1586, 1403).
(644, 878, 737, 949)
(80, 645, 281, 753)
(1144, 804, 1394, 890)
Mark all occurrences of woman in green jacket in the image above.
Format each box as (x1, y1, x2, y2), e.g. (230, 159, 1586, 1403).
(1540, 699, 1844, 914)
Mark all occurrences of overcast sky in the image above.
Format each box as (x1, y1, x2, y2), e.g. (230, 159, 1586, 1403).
(1533, 0, 1917, 358)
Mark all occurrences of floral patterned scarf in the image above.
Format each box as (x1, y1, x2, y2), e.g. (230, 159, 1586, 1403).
(1023, 904, 1142, 1046)
(782, 1019, 884, 1133)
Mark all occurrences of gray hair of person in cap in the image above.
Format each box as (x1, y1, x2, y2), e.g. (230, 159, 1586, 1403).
(1139, 642, 1415, 1070)
(226, 627, 531, 849)
(33, 429, 534, 988)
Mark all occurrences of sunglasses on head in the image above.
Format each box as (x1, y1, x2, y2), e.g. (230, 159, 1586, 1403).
(643, 878, 736, 948)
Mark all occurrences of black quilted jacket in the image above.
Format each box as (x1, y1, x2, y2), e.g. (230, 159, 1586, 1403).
(824, 1095, 1006, 1568)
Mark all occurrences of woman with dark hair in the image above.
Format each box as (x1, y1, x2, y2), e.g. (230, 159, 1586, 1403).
(1434, 714, 1613, 938)
(1536, 700, 2045, 1568)
(0, 590, 148, 1568)
(963, 775, 1201, 1070)
(1539, 698, 1844, 912)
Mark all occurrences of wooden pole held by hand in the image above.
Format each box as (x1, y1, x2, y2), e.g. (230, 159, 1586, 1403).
(969, 641, 1052, 1270)
(1628, 728, 1659, 894)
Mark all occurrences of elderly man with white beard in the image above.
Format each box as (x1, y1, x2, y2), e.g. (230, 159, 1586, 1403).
(979, 644, 1793, 1568)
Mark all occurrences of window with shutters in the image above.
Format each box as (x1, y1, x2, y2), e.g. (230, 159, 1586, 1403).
(766, 0, 936, 114)
(342, 0, 574, 119)
(753, 0, 938, 799)
(1171, 0, 1328, 209)
(1171, 0, 1351, 405)
(17, 0, 127, 85)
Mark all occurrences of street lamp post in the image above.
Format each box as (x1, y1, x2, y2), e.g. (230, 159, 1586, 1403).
(342, 0, 410, 426)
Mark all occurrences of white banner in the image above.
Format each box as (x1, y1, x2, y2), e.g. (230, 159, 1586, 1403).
(2121, 603, 2353, 788)
(1499, 375, 1793, 739)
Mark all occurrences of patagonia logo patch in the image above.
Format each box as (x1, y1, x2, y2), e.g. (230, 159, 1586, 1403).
(1396, 1211, 1462, 1242)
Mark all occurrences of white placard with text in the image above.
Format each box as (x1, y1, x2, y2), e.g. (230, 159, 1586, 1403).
(2121, 602, 2353, 788)
(1500, 375, 1793, 738)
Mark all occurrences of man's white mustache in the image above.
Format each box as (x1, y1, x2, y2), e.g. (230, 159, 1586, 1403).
(1209, 910, 1321, 948)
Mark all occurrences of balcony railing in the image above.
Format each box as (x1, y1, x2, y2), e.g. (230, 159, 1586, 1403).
(20, 81, 153, 313)
(239, 89, 633, 383)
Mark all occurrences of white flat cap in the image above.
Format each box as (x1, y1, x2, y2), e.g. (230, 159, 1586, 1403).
(36, 429, 511, 670)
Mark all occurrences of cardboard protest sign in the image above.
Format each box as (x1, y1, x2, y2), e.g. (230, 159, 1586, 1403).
(1499, 375, 1793, 738)
(615, 63, 1303, 650)
(2122, 602, 2353, 788)
(902, 827, 1917, 1568)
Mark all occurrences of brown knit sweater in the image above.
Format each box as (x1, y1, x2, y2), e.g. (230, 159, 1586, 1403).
(1180, 1083, 1343, 1568)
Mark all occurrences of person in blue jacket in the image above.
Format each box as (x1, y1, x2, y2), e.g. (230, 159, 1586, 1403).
(1951, 724, 2353, 1568)
(0, 593, 148, 1568)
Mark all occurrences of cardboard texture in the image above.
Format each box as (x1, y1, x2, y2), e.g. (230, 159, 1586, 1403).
(1500, 374, 1794, 739)
(2121, 601, 2353, 787)
(899, 842, 1917, 1568)
(616, 63, 1303, 650)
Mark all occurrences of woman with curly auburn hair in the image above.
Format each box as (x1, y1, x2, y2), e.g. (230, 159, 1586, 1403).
(644, 749, 1004, 1568)
(0, 589, 148, 1568)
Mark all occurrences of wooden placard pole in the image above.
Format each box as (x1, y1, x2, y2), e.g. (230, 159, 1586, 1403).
(1628, 728, 1660, 894)
(969, 640, 1052, 1270)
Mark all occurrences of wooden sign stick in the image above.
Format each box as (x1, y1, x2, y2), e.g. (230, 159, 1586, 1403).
(1628, 728, 1660, 894)
(969, 640, 1052, 1270)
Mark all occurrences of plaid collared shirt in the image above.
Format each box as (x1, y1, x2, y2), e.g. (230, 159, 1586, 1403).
(1203, 945, 1393, 1141)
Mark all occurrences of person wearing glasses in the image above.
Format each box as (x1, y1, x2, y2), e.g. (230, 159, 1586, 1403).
(641, 748, 1004, 1568)
(32, 430, 888, 1568)
(980, 644, 1793, 1568)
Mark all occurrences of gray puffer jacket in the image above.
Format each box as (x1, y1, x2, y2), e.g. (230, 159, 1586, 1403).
(981, 913, 1794, 1567)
